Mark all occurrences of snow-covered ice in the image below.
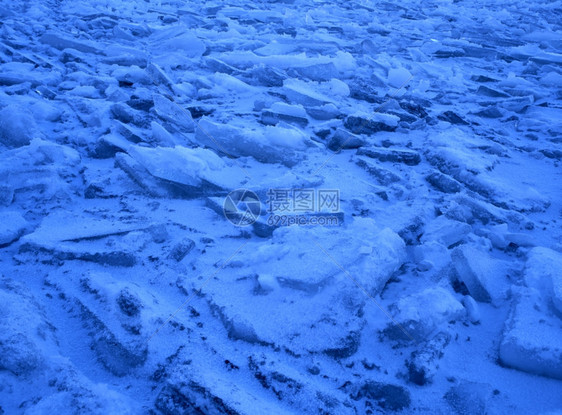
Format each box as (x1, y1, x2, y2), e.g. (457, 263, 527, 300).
(0, 0, 561, 413)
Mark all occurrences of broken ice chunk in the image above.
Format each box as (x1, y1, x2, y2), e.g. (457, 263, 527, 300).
(282, 79, 335, 106)
(425, 172, 462, 193)
(102, 45, 148, 67)
(195, 118, 313, 167)
(355, 156, 401, 185)
(112, 66, 151, 86)
(437, 111, 469, 125)
(19, 211, 150, 267)
(352, 227, 407, 294)
(157, 33, 206, 59)
(113, 120, 146, 144)
(29, 100, 62, 122)
(0, 211, 28, 246)
(524, 247, 562, 316)
(211, 72, 257, 94)
(387, 67, 412, 89)
(462, 296, 481, 324)
(349, 76, 386, 103)
(474, 106, 503, 119)
(127, 145, 228, 188)
(146, 62, 174, 89)
(40, 32, 103, 54)
(0, 105, 38, 148)
(204, 57, 241, 75)
(385, 287, 465, 340)
(289, 62, 339, 81)
(452, 245, 510, 303)
(327, 129, 364, 151)
(111, 102, 146, 127)
(151, 121, 179, 147)
(0, 279, 57, 376)
(115, 152, 177, 198)
(413, 242, 451, 275)
(152, 94, 195, 133)
(0, 138, 82, 202)
(250, 222, 405, 295)
(499, 287, 562, 380)
(270, 102, 307, 118)
(257, 273, 280, 293)
(305, 103, 342, 120)
(476, 85, 510, 98)
(168, 238, 196, 262)
(261, 102, 309, 127)
(421, 216, 472, 248)
(68, 85, 100, 99)
(0, 73, 33, 86)
(444, 195, 520, 226)
(344, 112, 399, 135)
(204, 218, 405, 355)
(357, 146, 421, 165)
(248, 64, 286, 87)
(406, 332, 451, 385)
(118, 144, 245, 197)
(0, 184, 14, 206)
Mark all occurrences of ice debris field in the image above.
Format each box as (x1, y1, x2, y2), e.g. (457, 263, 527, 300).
(0, 0, 561, 413)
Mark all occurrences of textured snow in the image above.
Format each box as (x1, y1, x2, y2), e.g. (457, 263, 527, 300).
(0, 0, 561, 413)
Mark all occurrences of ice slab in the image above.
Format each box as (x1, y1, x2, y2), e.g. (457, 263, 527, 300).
(499, 287, 562, 380)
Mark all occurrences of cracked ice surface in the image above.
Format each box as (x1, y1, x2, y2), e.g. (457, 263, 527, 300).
(0, 0, 561, 413)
